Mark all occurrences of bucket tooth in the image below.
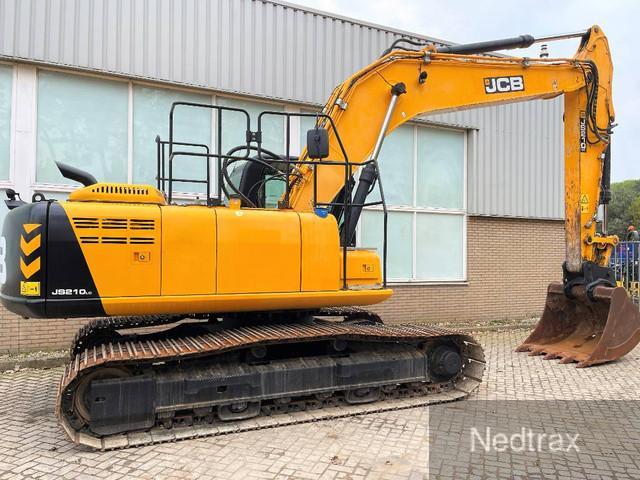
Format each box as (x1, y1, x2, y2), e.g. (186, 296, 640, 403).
(558, 356, 576, 365)
(516, 282, 640, 368)
(514, 344, 531, 353)
(528, 347, 546, 356)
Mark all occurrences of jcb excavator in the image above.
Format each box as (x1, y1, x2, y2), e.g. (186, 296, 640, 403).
(1, 25, 639, 449)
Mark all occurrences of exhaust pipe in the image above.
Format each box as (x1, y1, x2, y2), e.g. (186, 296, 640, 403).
(55, 161, 97, 187)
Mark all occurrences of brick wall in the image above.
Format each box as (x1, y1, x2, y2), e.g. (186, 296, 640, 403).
(371, 216, 565, 324)
(0, 215, 564, 353)
(0, 311, 88, 354)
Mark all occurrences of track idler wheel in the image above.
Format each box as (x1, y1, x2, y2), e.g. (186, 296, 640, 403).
(516, 282, 640, 367)
(72, 367, 131, 426)
(217, 401, 261, 421)
(345, 387, 381, 404)
(428, 345, 463, 380)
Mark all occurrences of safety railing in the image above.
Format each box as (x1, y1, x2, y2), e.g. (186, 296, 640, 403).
(155, 137, 213, 203)
(611, 241, 640, 305)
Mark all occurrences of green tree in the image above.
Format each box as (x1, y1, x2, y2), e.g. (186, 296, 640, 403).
(629, 197, 640, 228)
(608, 179, 640, 238)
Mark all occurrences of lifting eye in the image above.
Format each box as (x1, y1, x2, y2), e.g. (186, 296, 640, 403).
(418, 71, 428, 85)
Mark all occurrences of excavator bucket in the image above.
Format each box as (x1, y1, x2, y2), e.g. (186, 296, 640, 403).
(516, 282, 640, 367)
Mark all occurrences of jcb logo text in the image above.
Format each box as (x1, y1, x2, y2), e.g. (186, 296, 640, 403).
(484, 76, 524, 94)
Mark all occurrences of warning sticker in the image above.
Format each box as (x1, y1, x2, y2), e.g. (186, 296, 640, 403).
(580, 194, 589, 213)
(20, 281, 40, 296)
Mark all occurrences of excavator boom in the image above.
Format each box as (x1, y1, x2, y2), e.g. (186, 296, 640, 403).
(286, 25, 640, 367)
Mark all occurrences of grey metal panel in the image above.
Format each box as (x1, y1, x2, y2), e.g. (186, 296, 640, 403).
(0, 0, 444, 104)
(427, 97, 564, 219)
(0, 0, 564, 219)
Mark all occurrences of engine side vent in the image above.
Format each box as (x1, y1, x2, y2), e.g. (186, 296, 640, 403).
(73, 217, 99, 229)
(79, 236, 99, 244)
(101, 237, 128, 245)
(130, 219, 155, 230)
(129, 237, 155, 245)
(102, 218, 128, 229)
(73, 216, 157, 246)
(73, 217, 156, 231)
(79, 236, 156, 245)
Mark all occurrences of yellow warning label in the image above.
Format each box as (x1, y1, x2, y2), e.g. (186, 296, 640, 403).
(20, 281, 40, 296)
(580, 194, 589, 213)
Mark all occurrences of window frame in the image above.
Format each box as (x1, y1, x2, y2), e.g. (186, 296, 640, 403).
(357, 122, 468, 285)
(0, 60, 16, 190)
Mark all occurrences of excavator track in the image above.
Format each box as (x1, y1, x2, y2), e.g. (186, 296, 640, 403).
(57, 317, 485, 450)
(69, 307, 381, 356)
(70, 315, 187, 357)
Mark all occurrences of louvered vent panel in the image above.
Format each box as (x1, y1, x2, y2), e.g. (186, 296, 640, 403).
(73, 217, 99, 229)
(129, 237, 155, 245)
(79, 236, 99, 244)
(74, 216, 156, 244)
(81, 236, 155, 245)
(91, 185, 150, 196)
(101, 237, 128, 244)
(101, 218, 128, 229)
(130, 219, 155, 230)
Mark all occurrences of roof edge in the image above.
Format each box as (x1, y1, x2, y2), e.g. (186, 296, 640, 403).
(260, 0, 455, 46)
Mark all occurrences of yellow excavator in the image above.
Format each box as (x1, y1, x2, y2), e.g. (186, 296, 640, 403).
(1, 25, 639, 449)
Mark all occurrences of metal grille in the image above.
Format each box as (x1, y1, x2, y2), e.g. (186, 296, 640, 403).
(611, 241, 640, 305)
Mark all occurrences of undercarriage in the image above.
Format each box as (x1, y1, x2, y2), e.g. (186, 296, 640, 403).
(57, 309, 485, 449)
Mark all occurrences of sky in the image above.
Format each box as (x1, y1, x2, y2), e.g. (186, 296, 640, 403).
(293, 0, 639, 182)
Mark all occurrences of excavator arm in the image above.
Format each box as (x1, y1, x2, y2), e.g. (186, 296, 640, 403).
(289, 26, 640, 367)
(290, 25, 614, 275)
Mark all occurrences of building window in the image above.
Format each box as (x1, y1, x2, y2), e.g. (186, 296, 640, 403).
(417, 127, 465, 209)
(31, 71, 296, 206)
(360, 124, 466, 282)
(361, 210, 414, 279)
(36, 71, 129, 185)
(0, 64, 12, 181)
(133, 85, 212, 194)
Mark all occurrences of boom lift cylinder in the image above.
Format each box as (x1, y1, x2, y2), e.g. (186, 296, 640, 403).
(341, 82, 405, 246)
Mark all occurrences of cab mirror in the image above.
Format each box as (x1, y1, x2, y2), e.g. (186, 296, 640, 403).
(306, 127, 329, 159)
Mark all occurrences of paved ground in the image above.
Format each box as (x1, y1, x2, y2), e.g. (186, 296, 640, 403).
(0, 329, 639, 479)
